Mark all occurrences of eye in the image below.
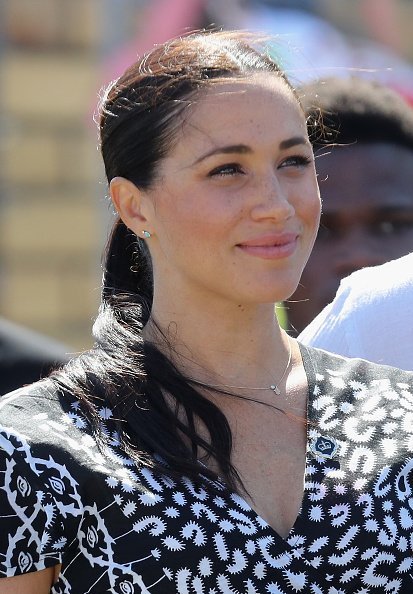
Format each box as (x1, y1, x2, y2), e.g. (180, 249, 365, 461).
(279, 155, 313, 168)
(208, 163, 245, 177)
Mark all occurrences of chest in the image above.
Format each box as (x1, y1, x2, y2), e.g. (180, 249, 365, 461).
(228, 405, 308, 538)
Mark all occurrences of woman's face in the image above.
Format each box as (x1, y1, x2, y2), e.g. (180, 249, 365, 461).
(142, 75, 321, 308)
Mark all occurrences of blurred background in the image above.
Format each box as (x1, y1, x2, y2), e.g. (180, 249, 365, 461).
(1, 0, 413, 351)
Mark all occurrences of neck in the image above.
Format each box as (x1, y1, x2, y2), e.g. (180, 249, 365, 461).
(145, 292, 291, 389)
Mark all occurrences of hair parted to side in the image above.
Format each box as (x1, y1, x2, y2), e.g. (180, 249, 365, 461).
(99, 30, 293, 314)
(100, 30, 290, 186)
(100, 30, 294, 310)
(51, 30, 298, 491)
(299, 76, 413, 151)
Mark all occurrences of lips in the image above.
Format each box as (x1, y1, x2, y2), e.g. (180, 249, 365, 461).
(236, 233, 298, 259)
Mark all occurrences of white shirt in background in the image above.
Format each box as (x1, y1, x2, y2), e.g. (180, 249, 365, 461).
(298, 253, 413, 371)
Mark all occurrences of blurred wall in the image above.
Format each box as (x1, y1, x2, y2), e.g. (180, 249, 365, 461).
(0, 0, 107, 351)
(0, 0, 207, 352)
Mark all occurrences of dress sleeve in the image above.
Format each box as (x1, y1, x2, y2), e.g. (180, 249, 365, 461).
(0, 430, 63, 578)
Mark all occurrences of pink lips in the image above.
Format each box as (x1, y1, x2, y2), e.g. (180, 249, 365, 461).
(236, 233, 298, 259)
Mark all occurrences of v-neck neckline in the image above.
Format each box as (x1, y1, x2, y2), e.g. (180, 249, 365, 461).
(214, 342, 320, 546)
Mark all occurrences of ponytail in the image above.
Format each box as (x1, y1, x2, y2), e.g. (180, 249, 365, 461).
(101, 217, 152, 321)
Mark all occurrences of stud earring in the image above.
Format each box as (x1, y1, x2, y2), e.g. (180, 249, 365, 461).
(142, 230, 151, 238)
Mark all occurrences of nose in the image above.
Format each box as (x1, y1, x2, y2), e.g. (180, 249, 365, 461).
(250, 171, 295, 222)
(332, 227, 384, 279)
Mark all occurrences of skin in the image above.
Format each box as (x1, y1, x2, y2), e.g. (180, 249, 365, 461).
(3, 75, 321, 591)
(288, 142, 413, 335)
(0, 567, 59, 593)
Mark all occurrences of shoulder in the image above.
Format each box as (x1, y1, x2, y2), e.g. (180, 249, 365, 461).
(0, 379, 99, 476)
(300, 344, 413, 396)
(302, 346, 413, 476)
(302, 347, 413, 524)
(301, 345, 413, 434)
(0, 379, 71, 433)
(0, 379, 134, 486)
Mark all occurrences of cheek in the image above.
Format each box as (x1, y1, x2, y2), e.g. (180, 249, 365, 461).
(175, 193, 238, 234)
(297, 188, 321, 227)
(158, 200, 228, 260)
(311, 182, 322, 218)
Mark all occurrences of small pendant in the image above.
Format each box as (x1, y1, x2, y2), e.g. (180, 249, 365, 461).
(270, 384, 281, 395)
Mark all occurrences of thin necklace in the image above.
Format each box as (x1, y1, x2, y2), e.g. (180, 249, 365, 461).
(188, 338, 292, 396)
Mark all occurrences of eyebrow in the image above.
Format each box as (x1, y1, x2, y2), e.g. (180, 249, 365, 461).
(279, 136, 309, 150)
(192, 136, 309, 166)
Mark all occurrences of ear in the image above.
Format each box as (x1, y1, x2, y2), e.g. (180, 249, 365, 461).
(110, 177, 153, 236)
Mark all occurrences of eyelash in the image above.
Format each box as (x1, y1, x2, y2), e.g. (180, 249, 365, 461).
(208, 163, 244, 177)
(280, 155, 313, 168)
(208, 155, 313, 177)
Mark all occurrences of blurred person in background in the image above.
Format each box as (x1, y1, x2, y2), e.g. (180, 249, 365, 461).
(298, 252, 413, 370)
(102, 0, 209, 80)
(0, 317, 69, 395)
(205, 0, 413, 99)
(286, 76, 413, 335)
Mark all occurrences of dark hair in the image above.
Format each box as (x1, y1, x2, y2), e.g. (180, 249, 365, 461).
(299, 76, 413, 151)
(51, 30, 297, 491)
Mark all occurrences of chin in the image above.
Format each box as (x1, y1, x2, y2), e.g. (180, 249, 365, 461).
(263, 277, 302, 304)
(225, 271, 303, 305)
(244, 285, 299, 306)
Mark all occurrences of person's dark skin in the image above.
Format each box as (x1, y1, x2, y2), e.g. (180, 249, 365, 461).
(287, 141, 413, 335)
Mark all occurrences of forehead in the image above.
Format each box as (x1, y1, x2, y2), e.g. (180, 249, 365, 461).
(176, 75, 305, 148)
(196, 74, 296, 105)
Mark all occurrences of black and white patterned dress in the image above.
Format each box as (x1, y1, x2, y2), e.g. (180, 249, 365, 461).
(1, 345, 413, 593)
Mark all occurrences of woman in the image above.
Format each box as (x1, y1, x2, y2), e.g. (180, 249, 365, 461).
(0, 30, 412, 594)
